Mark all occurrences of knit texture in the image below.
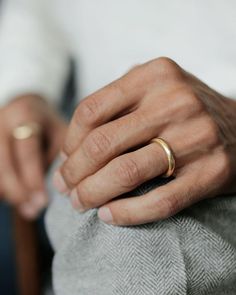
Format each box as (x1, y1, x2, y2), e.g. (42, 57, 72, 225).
(46, 167, 236, 295)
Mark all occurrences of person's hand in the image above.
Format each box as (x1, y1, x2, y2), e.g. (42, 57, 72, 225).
(0, 95, 67, 219)
(54, 57, 236, 226)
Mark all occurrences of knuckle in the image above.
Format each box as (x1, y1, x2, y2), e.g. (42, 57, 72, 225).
(116, 157, 142, 189)
(109, 80, 126, 99)
(167, 87, 204, 117)
(76, 182, 94, 208)
(182, 89, 204, 112)
(63, 139, 74, 156)
(75, 96, 100, 127)
(155, 57, 178, 68)
(150, 57, 182, 79)
(82, 129, 112, 162)
(61, 162, 77, 187)
(161, 194, 181, 218)
(63, 128, 77, 156)
(122, 213, 136, 225)
(131, 111, 145, 125)
(114, 207, 136, 225)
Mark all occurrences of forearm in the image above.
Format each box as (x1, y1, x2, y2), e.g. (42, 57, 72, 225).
(0, 0, 70, 107)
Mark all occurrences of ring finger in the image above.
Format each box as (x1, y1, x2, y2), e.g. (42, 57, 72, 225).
(70, 114, 216, 210)
(70, 140, 171, 211)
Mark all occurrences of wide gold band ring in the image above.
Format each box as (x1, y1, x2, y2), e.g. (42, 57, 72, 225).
(151, 137, 176, 178)
(12, 122, 42, 140)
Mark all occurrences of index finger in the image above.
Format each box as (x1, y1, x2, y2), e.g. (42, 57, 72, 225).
(14, 135, 48, 218)
(63, 67, 145, 156)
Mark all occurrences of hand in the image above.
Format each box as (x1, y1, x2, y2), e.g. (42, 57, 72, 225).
(54, 57, 236, 225)
(0, 95, 67, 219)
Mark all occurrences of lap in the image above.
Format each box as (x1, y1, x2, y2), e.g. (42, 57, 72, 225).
(46, 164, 236, 295)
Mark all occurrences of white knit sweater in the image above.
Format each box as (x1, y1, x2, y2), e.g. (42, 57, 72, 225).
(1, 0, 236, 107)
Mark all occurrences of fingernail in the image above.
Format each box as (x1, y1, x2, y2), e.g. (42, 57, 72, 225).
(31, 192, 48, 209)
(70, 189, 85, 212)
(53, 170, 69, 194)
(98, 207, 113, 224)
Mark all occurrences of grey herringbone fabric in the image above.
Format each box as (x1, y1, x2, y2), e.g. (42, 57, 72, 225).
(46, 165, 236, 295)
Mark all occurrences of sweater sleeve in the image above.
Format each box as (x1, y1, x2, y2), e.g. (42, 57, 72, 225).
(0, 0, 70, 107)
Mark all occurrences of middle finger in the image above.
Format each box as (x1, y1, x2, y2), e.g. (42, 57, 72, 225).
(70, 141, 169, 210)
(56, 109, 165, 192)
(69, 113, 216, 209)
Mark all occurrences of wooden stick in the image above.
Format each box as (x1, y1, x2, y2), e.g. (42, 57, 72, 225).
(12, 209, 40, 295)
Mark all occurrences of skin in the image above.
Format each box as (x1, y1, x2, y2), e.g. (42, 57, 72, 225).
(0, 95, 67, 220)
(53, 57, 236, 226)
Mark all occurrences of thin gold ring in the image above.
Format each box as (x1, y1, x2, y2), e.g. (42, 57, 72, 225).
(151, 137, 176, 178)
(12, 122, 42, 140)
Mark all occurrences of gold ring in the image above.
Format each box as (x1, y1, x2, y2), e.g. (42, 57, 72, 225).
(151, 137, 176, 178)
(12, 122, 42, 140)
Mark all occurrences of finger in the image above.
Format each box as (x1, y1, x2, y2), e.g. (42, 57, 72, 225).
(14, 136, 48, 219)
(17, 191, 47, 220)
(0, 137, 27, 205)
(97, 158, 216, 226)
(98, 147, 228, 226)
(67, 68, 201, 158)
(57, 111, 212, 193)
(62, 67, 147, 156)
(57, 109, 165, 193)
(63, 56, 183, 157)
(97, 175, 197, 226)
(70, 141, 169, 211)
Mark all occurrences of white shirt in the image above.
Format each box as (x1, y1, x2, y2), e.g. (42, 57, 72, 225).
(0, 0, 236, 107)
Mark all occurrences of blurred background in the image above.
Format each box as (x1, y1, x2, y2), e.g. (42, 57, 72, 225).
(0, 0, 76, 290)
(0, 58, 76, 295)
(0, 67, 76, 295)
(0, 205, 53, 295)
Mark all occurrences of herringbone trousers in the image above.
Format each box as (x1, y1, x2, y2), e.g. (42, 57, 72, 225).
(46, 169, 236, 295)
